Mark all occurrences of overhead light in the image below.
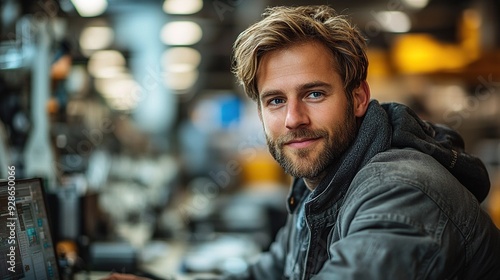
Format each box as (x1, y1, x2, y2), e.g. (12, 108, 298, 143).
(392, 34, 470, 73)
(160, 21, 202, 45)
(94, 75, 135, 98)
(87, 50, 126, 78)
(94, 76, 141, 110)
(107, 98, 137, 111)
(162, 47, 201, 72)
(161, 47, 201, 91)
(402, 0, 429, 9)
(79, 26, 114, 53)
(376, 11, 411, 33)
(163, 0, 203, 14)
(163, 69, 199, 91)
(71, 0, 108, 17)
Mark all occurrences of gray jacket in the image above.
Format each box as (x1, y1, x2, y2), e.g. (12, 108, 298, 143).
(236, 101, 500, 279)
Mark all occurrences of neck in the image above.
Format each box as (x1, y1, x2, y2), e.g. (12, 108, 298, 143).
(303, 168, 329, 191)
(303, 179, 319, 191)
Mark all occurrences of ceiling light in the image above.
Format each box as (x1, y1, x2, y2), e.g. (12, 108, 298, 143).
(94, 75, 135, 98)
(71, 0, 108, 17)
(163, 0, 203, 14)
(94, 76, 141, 110)
(87, 50, 126, 78)
(160, 21, 202, 45)
(162, 47, 201, 72)
(79, 26, 114, 52)
(163, 69, 199, 91)
(402, 0, 429, 9)
(376, 11, 411, 33)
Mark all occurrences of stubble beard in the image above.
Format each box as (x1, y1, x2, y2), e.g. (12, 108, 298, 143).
(266, 108, 357, 181)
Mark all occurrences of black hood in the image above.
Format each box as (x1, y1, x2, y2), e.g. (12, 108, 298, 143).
(382, 102, 491, 202)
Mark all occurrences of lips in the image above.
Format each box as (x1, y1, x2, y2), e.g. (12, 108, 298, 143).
(284, 137, 321, 149)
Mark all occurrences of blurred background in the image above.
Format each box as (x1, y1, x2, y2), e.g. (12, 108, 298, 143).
(1, 0, 500, 277)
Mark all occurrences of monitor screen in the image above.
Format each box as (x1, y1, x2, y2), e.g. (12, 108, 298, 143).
(0, 178, 60, 279)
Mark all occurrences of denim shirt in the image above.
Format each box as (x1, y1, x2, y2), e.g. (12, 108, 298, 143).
(232, 101, 500, 279)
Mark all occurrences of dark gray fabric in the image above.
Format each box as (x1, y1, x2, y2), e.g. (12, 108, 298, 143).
(306, 100, 392, 214)
(223, 100, 500, 280)
(382, 102, 490, 202)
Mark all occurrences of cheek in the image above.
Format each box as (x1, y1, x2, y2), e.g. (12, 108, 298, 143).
(312, 109, 337, 123)
(261, 114, 282, 137)
(314, 111, 347, 135)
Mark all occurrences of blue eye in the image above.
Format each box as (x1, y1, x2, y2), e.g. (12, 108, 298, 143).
(308, 91, 323, 99)
(269, 98, 285, 105)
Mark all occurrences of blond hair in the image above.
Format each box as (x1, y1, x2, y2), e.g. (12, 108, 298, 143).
(232, 5, 368, 103)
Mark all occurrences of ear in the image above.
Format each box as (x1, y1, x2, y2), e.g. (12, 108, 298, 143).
(352, 80, 371, 117)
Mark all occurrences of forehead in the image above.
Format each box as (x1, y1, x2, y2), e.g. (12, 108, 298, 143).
(256, 41, 339, 92)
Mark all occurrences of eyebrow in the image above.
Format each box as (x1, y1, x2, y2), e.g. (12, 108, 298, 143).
(298, 81, 332, 92)
(259, 80, 333, 101)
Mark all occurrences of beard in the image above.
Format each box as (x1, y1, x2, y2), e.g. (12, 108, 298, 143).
(265, 106, 357, 180)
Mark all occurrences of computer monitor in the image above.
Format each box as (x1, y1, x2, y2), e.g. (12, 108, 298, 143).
(0, 178, 60, 279)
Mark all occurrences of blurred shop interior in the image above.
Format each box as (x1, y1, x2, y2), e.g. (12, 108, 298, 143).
(1, 0, 500, 277)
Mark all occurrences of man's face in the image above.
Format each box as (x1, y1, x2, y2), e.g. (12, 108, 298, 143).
(256, 41, 358, 183)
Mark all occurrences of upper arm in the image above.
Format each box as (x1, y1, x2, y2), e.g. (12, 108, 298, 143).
(313, 170, 462, 280)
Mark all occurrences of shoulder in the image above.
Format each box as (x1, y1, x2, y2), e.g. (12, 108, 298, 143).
(341, 148, 480, 236)
(352, 148, 466, 197)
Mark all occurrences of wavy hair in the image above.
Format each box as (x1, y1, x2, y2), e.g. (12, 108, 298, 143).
(232, 5, 368, 103)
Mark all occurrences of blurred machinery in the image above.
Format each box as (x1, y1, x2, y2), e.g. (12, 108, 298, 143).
(2, 0, 500, 277)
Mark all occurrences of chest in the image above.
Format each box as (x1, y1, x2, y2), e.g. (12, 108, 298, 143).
(283, 201, 343, 279)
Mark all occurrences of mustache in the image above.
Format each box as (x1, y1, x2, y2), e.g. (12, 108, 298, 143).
(274, 129, 328, 147)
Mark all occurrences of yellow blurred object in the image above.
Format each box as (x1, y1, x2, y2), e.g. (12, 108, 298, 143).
(367, 49, 392, 78)
(489, 182, 500, 229)
(392, 8, 482, 74)
(46, 97, 60, 114)
(51, 55, 72, 80)
(240, 148, 290, 188)
(392, 34, 470, 73)
(57, 240, 79, 265)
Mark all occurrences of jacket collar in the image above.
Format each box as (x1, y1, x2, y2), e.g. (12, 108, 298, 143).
(286, 99, 491, 215)
(287, 100, 391, 214)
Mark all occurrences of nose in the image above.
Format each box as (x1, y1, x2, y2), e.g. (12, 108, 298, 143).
(285, 100, 309, 129)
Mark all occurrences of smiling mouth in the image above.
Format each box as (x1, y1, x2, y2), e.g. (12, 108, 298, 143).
(284, 137, 321, 149)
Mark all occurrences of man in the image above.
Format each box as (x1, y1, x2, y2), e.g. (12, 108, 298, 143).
(106, 5, 500, 280)
(229, 4, 500, 279)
